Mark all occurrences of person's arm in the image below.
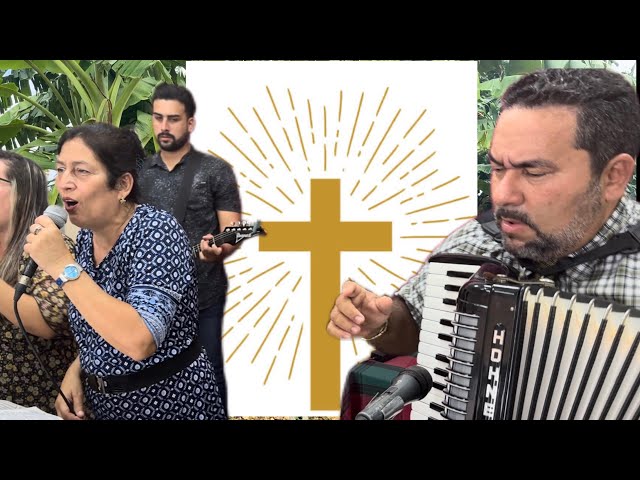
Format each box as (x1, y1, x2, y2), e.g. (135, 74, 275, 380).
(25, 217, 156, 362)
(328, 280, 420, 356)
(55, 356, 86, 420)
(365, 296, 420, 356)
(0, 278, 56, 338)
(56, 272, 157, 361)
(200, 157, 242, 262)
(0, 237, 76, 339)
(199, 210, 242, 262)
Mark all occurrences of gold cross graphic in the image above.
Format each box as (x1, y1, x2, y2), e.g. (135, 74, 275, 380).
(259, 178, 392, 410)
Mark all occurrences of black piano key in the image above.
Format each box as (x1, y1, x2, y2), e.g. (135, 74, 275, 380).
(541, 308, 573, 419)
(446, 270, 474, 279)
(435, 354, 449, 364)
(444, 284, 461, 292)
(443, 298, 456, 306)
(528, 304, 557, 420)
(554, 313, 591, 420)
(568, 319, 606, 420)
(433, 382, 446, 391)
(584, 324, 623, 419)
(438, 333, 453, 342)
(440, 319, 453, 327)
(601, 332, 640, 419)
(433, 367, 449, 378)
(516, 300, 540, 420)
(430, 402, 445, 413)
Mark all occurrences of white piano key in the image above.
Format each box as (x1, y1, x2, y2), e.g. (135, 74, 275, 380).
(412, 398, 446, 419)
(417, 351, 450, 379)
(409, 409, 432, 420)
(418, 337, 451, 358)
(421, 318, 454, 336)
(422, 272, 474, 287)
(424, 296, 458, 313)
(425, 285, 459, 301)
(422, 307, 457, 324)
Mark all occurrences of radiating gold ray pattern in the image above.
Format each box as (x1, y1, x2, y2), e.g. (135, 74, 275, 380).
(253, 108, 291, 172)
(346, 93, 364, 157)
(433, 175, 461, 191)
(203, 63, 478, 414)
(252, 299, 289, 363)
(405, 195, 470, 215)
(369, 259, 406, 282)
(363, 109, 401, 174)
(289, 324, 303, 380)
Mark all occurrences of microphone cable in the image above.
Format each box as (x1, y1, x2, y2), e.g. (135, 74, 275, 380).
(12, 294, 75, 414)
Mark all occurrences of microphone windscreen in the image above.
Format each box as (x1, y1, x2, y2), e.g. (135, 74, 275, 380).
(405, 365, 433, 399)
(44, 204, 68, 229)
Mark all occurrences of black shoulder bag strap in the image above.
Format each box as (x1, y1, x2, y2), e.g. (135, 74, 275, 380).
(172, 152, 202, 229)
(477, 209, 502, 241)
(477, 209, 640, 277)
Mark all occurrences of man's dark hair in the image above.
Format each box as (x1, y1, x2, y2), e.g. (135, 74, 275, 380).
(151, 83, 196, 118)
(58, 123, 145, 203)
(501, 68, 640, 177)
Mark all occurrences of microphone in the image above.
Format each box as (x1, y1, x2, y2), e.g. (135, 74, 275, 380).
(14, 205, 68, 301)
(355, 365, 433, 420)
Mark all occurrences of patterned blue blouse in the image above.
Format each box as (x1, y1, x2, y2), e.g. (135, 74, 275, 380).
(70, 204, 225, 420)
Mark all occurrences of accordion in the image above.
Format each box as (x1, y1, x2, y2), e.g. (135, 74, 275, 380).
(413, 253, 640, 420)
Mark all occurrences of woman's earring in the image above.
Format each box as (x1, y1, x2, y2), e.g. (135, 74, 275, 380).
(119, 198, 126, 205)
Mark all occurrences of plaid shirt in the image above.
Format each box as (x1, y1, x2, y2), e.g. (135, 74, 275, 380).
(398, 195, 640, 325)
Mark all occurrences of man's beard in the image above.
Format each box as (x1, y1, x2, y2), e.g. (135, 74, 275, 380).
(157, 131, 190, 152)
(494, 181, 603, 265)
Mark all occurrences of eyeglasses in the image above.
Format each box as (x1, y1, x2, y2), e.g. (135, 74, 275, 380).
(0, 177, 10, 184)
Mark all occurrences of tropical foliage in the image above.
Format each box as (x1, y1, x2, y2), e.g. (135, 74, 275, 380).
(1, 60, 635, 209)
(0, 60, 185, 203)
(477, 60, 637, 212)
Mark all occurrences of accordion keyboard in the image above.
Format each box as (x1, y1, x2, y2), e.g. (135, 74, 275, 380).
(412, 253, 640, 420)
(412, 257, 485, 420)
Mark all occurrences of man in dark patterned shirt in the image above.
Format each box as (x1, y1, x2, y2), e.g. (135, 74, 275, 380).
(328, 68, 640, 357)
(138, 84, 241, 411)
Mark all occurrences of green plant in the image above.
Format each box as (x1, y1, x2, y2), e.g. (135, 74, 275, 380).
(0, 60, 185, 203)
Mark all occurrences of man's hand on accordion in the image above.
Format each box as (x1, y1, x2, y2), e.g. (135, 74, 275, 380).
(328, 280, 420, 355)
(327, 280, 393, 340)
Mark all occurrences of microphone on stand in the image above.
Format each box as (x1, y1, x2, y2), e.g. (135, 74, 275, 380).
(14, 205, 68, 302)
(355, 365, 433, 420)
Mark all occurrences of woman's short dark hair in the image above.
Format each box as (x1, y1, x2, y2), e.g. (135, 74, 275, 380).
(58, 123, 145, 203)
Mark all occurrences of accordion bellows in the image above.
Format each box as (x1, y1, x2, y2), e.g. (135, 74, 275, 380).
(414, 253, 640, 420)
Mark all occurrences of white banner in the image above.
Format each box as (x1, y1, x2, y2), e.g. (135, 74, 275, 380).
(187, 60, 478, 416)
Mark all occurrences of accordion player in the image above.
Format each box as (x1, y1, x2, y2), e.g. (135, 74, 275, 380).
(413, 253, 640, 420)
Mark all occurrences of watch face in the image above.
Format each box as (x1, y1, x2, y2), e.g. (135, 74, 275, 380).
(63, 265, 81, 280)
